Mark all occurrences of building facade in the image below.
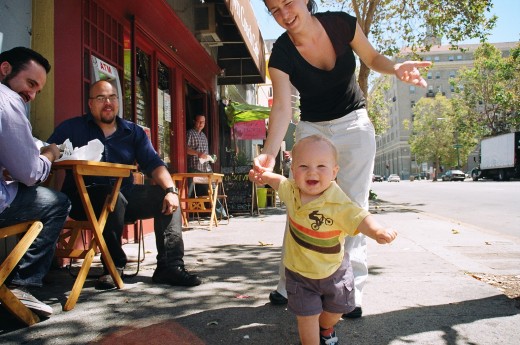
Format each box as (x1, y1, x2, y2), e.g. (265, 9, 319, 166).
(0, 0, 265, 173)
(256, 38, 299, 166)
(373, 42, 517, 180)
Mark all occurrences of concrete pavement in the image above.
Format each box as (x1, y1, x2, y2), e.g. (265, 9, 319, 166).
(1, 200, 519, 344)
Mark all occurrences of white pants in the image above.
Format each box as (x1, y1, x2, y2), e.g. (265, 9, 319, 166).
(275, 108, 375, 307)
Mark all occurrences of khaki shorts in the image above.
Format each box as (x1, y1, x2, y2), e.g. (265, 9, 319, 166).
(285, 254, 356, 317)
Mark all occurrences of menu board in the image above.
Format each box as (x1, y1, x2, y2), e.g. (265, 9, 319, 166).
(221, 166, 257, 215)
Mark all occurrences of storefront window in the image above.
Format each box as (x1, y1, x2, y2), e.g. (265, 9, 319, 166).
(123, 32, 132, 122)
(135, 48, 151, 131)
(157, 61, 171, 164)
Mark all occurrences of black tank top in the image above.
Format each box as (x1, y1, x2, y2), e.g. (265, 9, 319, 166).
(269, 12, 366, 122)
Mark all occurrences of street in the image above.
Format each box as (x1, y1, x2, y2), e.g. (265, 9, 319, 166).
(371, 179, 520, 240)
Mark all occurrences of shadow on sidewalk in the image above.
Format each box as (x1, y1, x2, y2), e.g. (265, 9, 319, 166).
(370, 199, 423, 214)
(2, 292, 516, 344)
(88, 293, 518, 345)
(2, 242, 519, 344)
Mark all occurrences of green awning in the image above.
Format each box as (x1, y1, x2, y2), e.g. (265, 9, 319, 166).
(225, 101, 270, 126)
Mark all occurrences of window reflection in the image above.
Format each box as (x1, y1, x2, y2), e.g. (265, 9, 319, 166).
(157, 61, 171, 164)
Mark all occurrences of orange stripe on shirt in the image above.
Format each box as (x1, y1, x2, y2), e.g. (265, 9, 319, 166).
(289, 216, 342, 239)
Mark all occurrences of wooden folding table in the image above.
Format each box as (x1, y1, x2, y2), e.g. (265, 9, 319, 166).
(53, 160, 136, 311)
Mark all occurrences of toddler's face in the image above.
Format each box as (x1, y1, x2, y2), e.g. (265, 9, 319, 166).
(291, 140, 338, 197)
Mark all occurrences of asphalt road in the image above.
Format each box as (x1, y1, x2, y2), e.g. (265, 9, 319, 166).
(371, 178, 520, 240)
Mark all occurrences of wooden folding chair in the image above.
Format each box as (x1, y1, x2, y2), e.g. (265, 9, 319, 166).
(266, 187, 278, 207)
(52, 160, 135, 311)
(172, 173, 226, 230)
(215, 179, 230, 224)
(0, 221, 44, 325)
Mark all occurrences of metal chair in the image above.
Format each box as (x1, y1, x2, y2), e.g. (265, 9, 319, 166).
(0, 221, 44, 325)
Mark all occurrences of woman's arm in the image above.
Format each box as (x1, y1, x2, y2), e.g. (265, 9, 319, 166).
(250, 67, 293, 183)
(260, 67, 294, 158)
(350, 22, 431, 87)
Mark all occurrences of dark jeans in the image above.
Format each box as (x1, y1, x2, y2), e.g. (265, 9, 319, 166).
(0, 184, 71, 287)
(65, 184, 184, 270)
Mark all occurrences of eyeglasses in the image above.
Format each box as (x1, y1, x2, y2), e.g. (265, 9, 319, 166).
(90, 95, 119, 103)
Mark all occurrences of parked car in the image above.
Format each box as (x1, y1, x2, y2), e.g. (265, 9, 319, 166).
(441, 169, 466, 181)
(372, 174, 383, 182)
(411, 173, 427, 180)
(387, 174, 401, 182)
(420, 172, 430, 180)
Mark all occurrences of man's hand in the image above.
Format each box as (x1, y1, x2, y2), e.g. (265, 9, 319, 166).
(40, 143, 61, 162)
(162, 192, 180, 215)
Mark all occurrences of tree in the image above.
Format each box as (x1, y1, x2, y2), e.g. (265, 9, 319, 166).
(453, 42, 520, 136)
(449, 97, 480, 169)
(321, 0, 496, 97)
(409, 95, 477, 173)
(509, 44, 520, 129)
(367, 74, 392, 134)
(409, 94, 454, 179)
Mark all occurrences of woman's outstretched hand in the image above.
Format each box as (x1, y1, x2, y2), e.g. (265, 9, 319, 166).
(394, 61, 432, 88)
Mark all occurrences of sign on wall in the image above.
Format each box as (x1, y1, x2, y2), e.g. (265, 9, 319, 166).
(233, 119, 266, 140)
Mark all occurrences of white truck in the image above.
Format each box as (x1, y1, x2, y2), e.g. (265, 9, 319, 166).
(472, 132, 520, 181)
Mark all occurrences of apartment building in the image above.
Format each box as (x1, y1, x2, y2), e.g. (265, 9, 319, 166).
(373, 41, 517, 179)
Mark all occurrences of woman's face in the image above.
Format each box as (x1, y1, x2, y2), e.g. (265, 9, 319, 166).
(264, 0, 310, 31)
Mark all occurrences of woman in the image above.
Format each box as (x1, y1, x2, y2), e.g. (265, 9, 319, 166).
(250, 0, 430, 330)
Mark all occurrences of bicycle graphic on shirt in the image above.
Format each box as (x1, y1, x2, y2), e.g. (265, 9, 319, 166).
(308, 210, 333, 230)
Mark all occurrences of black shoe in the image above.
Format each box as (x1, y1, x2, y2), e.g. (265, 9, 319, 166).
(152, 266, 202, 287)
(95, 267, 124, 290)
(269, 290, 288, 305)
(342, 306, 362, 319)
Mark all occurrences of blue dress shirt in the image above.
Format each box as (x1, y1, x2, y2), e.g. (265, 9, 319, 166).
(48, 113, 166, 193)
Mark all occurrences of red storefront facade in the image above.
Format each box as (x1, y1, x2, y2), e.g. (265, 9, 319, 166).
(53, 0, 218, 173)
(50, 0, 265, 173)
(46, 0, 264, 239)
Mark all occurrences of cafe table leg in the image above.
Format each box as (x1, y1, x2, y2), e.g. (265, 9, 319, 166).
(74, 172, 124, 289)
(209, 182, 219, 230)
(63, 246, 95, 311)
(96, 181, 125, 289)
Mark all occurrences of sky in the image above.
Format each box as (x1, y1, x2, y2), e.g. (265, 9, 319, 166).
(251, 0, 520, 44)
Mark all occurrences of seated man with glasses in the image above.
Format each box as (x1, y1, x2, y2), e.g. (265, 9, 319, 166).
(91, 94, 119, 103)
(48, 80, 201, 290)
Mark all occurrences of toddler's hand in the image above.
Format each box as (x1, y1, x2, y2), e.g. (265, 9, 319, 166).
(376, 228, 397, 244)
(248, 169, 266, 185)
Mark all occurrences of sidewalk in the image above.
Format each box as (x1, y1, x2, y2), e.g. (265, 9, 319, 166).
(1, 201, 519, 344)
